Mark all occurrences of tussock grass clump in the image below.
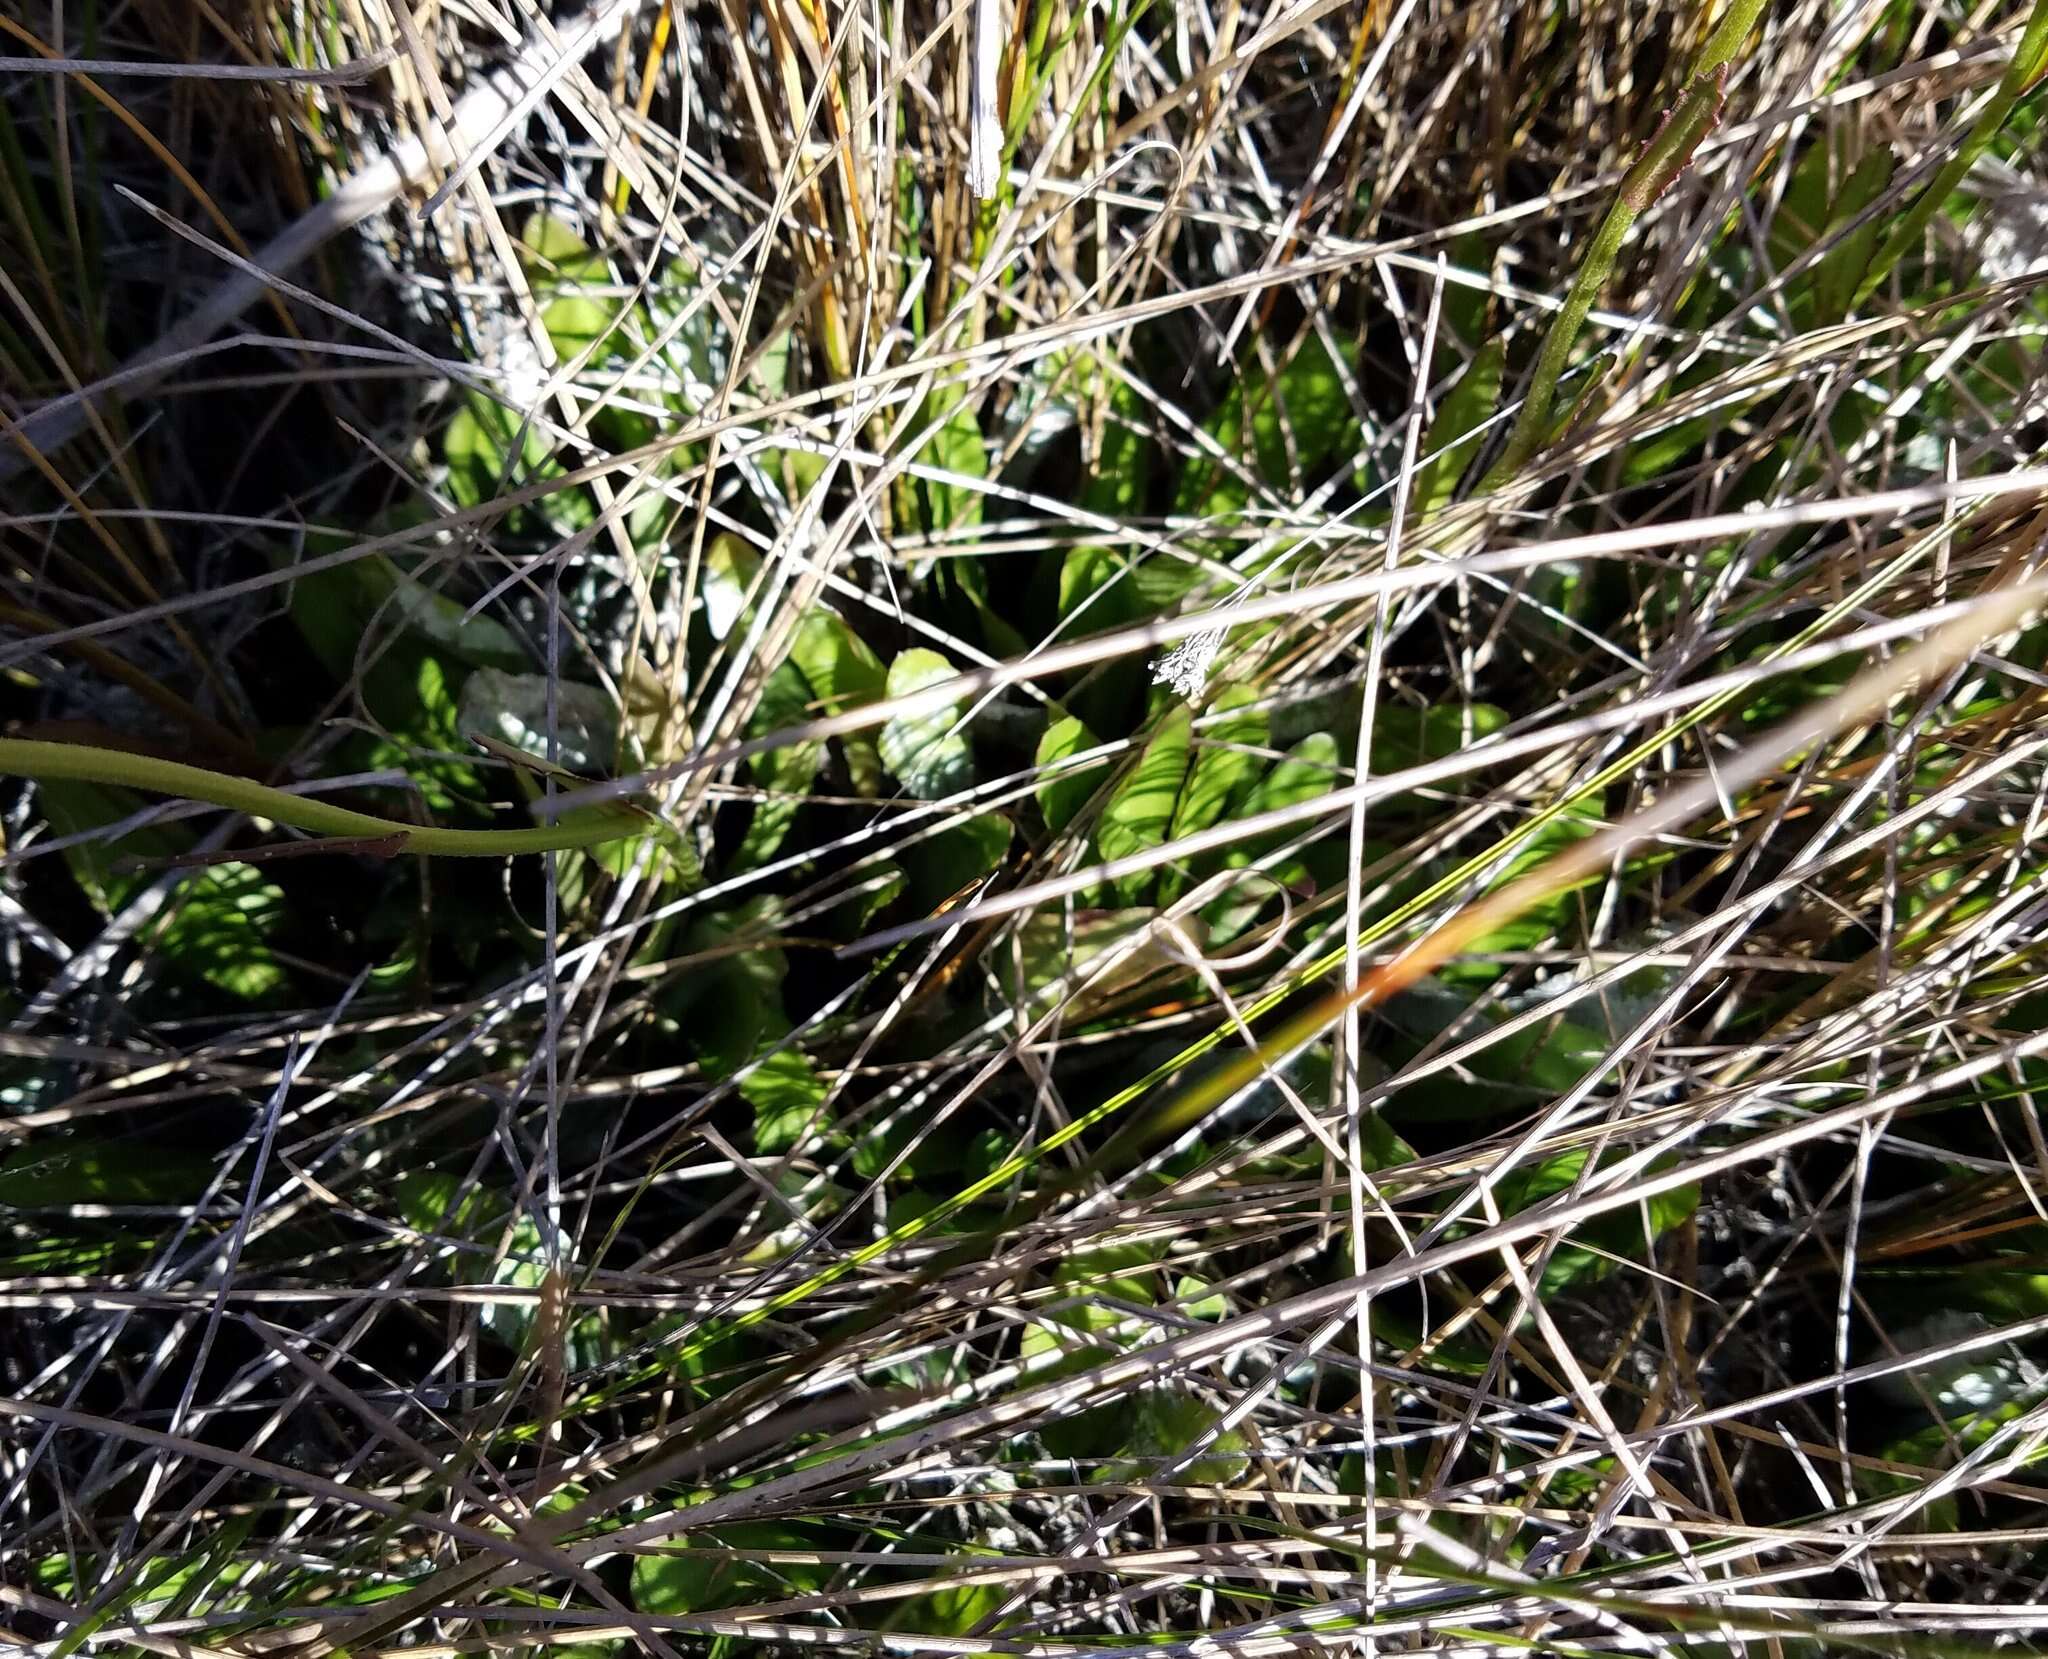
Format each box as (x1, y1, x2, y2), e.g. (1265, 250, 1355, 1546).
(4, 0, 2048, 1652)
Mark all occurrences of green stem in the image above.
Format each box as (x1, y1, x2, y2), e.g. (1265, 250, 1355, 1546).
(1853, 0, 2048, 307)
(1477, 0, 1767, 492)
(0, 737, 652, 858)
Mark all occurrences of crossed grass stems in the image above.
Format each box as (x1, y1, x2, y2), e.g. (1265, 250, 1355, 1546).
(5, 0, 2048, 1650)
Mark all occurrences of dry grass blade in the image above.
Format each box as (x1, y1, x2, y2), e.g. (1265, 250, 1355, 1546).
(5, 0, 2048, 1653)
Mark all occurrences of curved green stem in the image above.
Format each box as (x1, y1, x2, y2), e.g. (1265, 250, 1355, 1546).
(0, 737, 653, 858)
(1476, 0, 1767, 493)
(1853, 0, 2048, 308)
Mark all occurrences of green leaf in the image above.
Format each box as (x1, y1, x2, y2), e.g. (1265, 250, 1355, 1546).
(1814, 149, 1898, 324)
(516, 212, 624, 363)
(1766, 136, 1838, 275)
(0, 1140, 216, 1206)
(879, 648, 973, 800)
(442, 395, 594, 534)
(444, 398, 542, 509)
(456, 668, 621, 775)
(351, 651, 488, 818)
(699, 535, 760, 642)
(363, 558, 528, 671)
(153, 863, 288, 1002)
(744, 1048, 831, 1156)
(1440, 230, 1494, 351)
(1491, 1147, 1698, 1299)
(1172, 333, 1362, 533)
(1025, 1237, 1164, 1371)
(1106, 1389, 1250, 1485)
(1442, 805, 1606, 984)
(787, 608, 887, 795)
(481, 1208, 567, 1354)
(36, 778, 193, 913)
(1014, 908, 1191, 1020)
(632, 1522, 830, 1615)
(1084, 362, 1151, 519)
(670, 900, 795, 1078)
(1170, 687, 1266, 840)
(396, 1170, 503, 1242)
(888, 1572, 1006, 1637)
(1230, 731, 1344, 859)
(900, 386, 988, 535)
(1408, 340, 1505, 514)
(1034, 714, 1103, 835)
(1161, 688, 1266, 899)
(1057, 366, 1155, 623)
(517, 211, 602, 274)
(1371, 701, 1509, 776)
(788, 610, 886, 713)
(1095, 707, 1192, 903)
(905, 812, 1012, 913)
(735, 660, 822, 869)
(1380, 979, 1616, 1121)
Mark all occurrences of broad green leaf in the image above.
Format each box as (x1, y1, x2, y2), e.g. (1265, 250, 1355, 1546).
(1172, 333, 1362, 531)
(632, 1522, 830, 1615)
(1440, 229, 1494, 351)
(1081, 362, 1152, 512)
(153, 862, 288, 1002)
(700, 535, 760, 641)
(1371, 701, 1509, 776)
(517, 212, 623, 363)
(1106, 1388, 1250, 1485)
(1057, 541, 1143, 625)
(669, 899, 794, 1076)
(842, 866, 909, 935)
(735, 660, 821, 869)
(905, 812, 1012, 913)
(356, 651, 487, 817)
(1229, 730, 1343, 859)
(1186, 730, 1347, 938)
(1162, 687, 1266, 899)
(787, 608, 886, 795)
(36, 778, 192, 913)
(1766, 134, 1839, 276)
(1095, 708, 1191, 903)
(1408, 340, 1505, 514)
(1870, 1308, 2046, 1418)
(483, 1209, 559, 1352)
(442, 393, 597, 535)
(444, 398, 547, 511)
(1380, 978, 1616, 1120)
(1441, 806, 1606, 983)
(788, 609, 886, 712)
(888, 1572, 1006, 1637)
(517, 211, 604, 275)
(396, 1170, 502, 1242)
(1491, 1147, 1698, 1299)
(362, 558, 527, 671)
(456, 668, 621, 775)
(1057, 365, 1155, 622)
(579, 811, 700, 890)
(0, 1140, 216, 1206)
(1034, 714, 1103, 835)
(743, 1048, 830, 1155)
(1814, 149, 1898, 324)
(879, 648, 973, 799)
(899, 386, 988, 535)
(1025, 1238, 1164, 1370)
